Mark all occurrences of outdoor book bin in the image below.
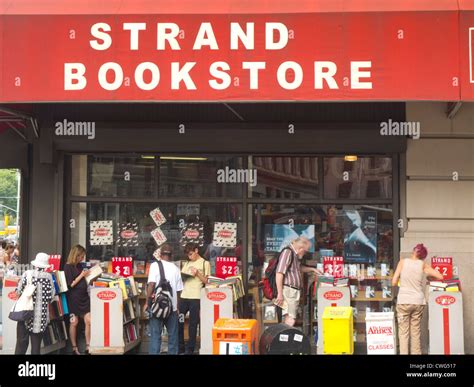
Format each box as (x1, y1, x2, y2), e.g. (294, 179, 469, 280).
(323, 306, 354, 354)
(212, 318, 259, 355)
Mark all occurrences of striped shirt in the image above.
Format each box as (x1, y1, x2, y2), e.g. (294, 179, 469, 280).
(276, 244, 302, 289)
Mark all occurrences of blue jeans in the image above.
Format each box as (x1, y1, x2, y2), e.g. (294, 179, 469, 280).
(149, 311, 179, 355)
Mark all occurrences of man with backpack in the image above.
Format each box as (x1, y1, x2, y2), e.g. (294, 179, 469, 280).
(146, 244, 184, 355)
(274, 237, 322, 327)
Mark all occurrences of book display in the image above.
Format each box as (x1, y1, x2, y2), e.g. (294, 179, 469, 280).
(42, 270, 69, 354)
(90, 273, 141, 354)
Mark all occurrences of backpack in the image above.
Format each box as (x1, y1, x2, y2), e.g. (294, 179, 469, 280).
(150, 260, 174, 320)
(261, 247, 295, 300)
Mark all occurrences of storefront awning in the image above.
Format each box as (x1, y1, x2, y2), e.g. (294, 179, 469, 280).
(0, 0, 473, 102)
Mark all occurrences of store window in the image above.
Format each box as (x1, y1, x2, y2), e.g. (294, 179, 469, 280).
(250, 156, 319, 198)
(324, 156, 392, 199)
(69, 201, 242, 275)
(70, 155, 155, 197)
(159, 156, 243, 198)
(249, 203, 394, 352)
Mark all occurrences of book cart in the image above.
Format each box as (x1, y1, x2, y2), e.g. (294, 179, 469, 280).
(2, 269, 69, 354)
(90, 285, 141, 354)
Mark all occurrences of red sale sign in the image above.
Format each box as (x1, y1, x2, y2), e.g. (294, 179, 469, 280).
(215, 257, 238, 279)
(431, 257, 453, 280)
(112, 257, 133, 277)
(46, 255, 61, 272)
(323, 256, 344, 278)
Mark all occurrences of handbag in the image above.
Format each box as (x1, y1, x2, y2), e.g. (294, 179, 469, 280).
(9, 271, 35, 322)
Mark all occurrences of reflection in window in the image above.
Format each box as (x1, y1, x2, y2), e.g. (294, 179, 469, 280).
(324, 157, 392, 199)
(71, 155, 155, 197)
(70, 202, 242, 276)
(251, 156, 319, 198)
(159, 156, 243, 198)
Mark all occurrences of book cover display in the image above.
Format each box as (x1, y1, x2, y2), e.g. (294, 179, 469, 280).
(116, 221, 140, 247)
(150, 207, 166, 227)
(180, 222, 204, 247)
(212, 222, 237, 248)
(338, 210, 377, 264)
(264, 224, 315, 252)
(90, 220, 114, 246)
(151, 228, 167, 247)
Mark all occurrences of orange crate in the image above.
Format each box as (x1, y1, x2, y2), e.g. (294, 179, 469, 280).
(212, 319, 259, 355)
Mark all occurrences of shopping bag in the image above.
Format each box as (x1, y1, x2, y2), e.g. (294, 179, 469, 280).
(8, 272, 35, 322)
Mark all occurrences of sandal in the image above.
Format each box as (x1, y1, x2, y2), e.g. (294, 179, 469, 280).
(85, 344, 91, 355)
(72, 346, 81, 355)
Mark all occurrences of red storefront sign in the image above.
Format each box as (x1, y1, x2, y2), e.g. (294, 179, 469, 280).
(0, 0, 473, 102)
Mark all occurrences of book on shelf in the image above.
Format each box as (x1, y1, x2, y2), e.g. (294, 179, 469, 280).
(145, 262, 152, 276)
(51, 275, 60, 294)
(109, 279, 128, 300)
(134, 260, 146, 275)
(128, 276, 139, 296)
(60, 293, 69, 315)
(92, 281, 110, 287)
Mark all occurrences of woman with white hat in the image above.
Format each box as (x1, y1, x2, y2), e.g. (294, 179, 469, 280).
(14, 252, 55, 354)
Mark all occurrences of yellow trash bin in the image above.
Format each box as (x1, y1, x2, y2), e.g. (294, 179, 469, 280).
(322, 306, 354, 354)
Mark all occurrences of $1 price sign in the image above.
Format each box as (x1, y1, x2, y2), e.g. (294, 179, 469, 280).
(216, 257, 238, 279)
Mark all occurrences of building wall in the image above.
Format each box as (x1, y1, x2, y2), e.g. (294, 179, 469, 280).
(404, 102, 474, 354)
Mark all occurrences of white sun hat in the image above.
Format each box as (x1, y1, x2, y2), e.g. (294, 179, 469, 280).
(31, 252, 50, 269)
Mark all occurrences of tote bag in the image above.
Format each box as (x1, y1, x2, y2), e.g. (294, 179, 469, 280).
(9, 271, 35, 322)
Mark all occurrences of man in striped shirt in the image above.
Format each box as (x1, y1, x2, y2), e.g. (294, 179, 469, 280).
(275, 237, 322, 327)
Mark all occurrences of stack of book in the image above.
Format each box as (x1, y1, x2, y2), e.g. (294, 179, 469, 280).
(207, 275, 245, 301)
(429, 278, 461, 292)
(318, 275, 349, 288)
(91, 274, 139, 300)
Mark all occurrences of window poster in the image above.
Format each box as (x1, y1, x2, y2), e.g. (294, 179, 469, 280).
(117, 221, 140, 247)
(150, 207, 167, 227)
(180, 222, 204, 247)
(264, 224, 315, 253)
(90, 220, 114, 246)
(151, 227, 167, 247)
(338, 210, 377, 264)
(212, 222, 237, 248)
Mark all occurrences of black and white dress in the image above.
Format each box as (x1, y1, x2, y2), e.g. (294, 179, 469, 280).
(16, 269, 55, 333)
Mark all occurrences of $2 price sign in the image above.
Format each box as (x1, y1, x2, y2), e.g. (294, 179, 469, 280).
(323, 256, 344, 278)
(216, 257, 238, 279)
(431, 257, 453, 280)
(112, 257, 133, 277)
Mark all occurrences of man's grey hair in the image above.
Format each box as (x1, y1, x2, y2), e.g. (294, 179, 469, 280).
(292, 236, 311, 248)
